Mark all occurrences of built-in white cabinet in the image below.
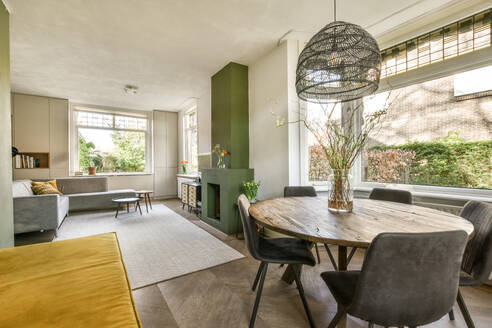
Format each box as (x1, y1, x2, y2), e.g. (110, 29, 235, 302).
(12, 93, 69, 180)
(153, 110, 178, 198)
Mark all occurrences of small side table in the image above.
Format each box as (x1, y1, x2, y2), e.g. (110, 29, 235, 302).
(136, 190, 153, 213)
(112, 197, 143, 218)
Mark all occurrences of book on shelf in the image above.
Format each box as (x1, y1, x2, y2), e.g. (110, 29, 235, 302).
(15, 154, 44, 168)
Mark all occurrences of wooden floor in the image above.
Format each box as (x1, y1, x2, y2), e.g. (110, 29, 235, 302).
(15, 198, 492, 328)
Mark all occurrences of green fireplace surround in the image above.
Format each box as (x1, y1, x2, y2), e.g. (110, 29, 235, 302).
(210, 62, 249, 168)
(201, 168, 253, 234)
(201, 62, 252, 234)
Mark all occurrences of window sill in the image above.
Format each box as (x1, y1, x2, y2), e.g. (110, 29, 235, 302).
(312, 183, 492, 203)
(355, 185, 492, 203)
(71, 172, 153, 177)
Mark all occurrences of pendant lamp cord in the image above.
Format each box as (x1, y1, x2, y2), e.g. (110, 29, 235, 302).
(333, 0, 336, 21)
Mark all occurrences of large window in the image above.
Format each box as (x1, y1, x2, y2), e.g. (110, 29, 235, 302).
(74, 108, 150, 174)
(183, 108, 198, 172)
(362, 64, 492, 190)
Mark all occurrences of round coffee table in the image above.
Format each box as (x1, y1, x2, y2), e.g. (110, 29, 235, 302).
(135, 190, 153, 213)
(112, 197, 143, 218)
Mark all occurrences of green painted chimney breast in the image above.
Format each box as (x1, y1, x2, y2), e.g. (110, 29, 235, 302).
(211, 62, 249, 168)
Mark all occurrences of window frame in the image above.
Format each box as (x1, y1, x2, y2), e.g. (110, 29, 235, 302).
(69, 104, 153, 175)
(183, 106, 198, 172)
(300, 52, 492, 199)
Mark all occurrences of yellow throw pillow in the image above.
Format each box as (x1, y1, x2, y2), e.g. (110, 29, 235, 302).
(31, 181, 62, 195)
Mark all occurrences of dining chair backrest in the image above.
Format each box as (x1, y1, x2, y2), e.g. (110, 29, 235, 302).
(350, 231, 468, 327)
(237, 194, 261, 260)
(368, 187, 412, 204)
(284, 186, 317, 197)
(460, 200, 492, 283)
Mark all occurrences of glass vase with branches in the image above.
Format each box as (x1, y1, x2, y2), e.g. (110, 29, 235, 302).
(276, 94, 391, 212)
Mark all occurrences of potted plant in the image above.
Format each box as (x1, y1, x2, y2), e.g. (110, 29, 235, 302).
(242, 180, 260, 204)
(88, 151, 103, 176)
(179, 160, 189, 174)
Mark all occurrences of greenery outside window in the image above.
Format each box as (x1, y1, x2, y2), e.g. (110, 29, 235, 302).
(183, 108, 198, 172)
(74, 108, 151, 174)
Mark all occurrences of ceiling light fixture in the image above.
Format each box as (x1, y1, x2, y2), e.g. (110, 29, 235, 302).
(124, 85, 139, 95)
(295, 0, 382, 103)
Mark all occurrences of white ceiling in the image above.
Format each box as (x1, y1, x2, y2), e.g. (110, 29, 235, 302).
(6, 0, 473, 111)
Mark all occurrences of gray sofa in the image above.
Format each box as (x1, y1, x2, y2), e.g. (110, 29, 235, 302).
(12, 177, 136, 234)
(13, 180, 69, 235)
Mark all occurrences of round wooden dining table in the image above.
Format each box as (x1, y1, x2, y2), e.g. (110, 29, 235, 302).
(249, 197, 475, 328)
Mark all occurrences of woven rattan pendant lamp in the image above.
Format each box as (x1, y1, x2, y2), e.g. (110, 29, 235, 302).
(296, 0, 382, 103)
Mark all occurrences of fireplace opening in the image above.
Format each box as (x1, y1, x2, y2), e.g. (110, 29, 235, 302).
(207, 183, 220, 220)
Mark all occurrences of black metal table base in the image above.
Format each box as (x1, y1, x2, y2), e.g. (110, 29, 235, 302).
(115, 200, 143, 218)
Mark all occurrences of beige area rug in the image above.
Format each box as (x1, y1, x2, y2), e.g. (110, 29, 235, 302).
(55, 204, 244, 289)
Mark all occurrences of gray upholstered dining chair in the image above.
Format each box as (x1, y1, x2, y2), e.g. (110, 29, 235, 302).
(321, 231, 468, 328)
(283, 186, 325, 264)
(369, 187, 413, 204)
(448, 200, 492, 328)
(237, 194, 316, 328)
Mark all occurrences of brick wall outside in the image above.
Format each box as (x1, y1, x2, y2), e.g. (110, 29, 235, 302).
(369, 74, 492, 146)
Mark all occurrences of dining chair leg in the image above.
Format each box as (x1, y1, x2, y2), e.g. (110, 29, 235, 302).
(250, 263, 268, 328)
(368, 323, 374, 328)
(292, 265, 316, 328)
(252, 262, 265, 291)
(324, 244, 338, 271)
(327, 310, 346, 328)
(456, 289, 475, 328)
(314, 244, 321, 264)
(449, 309, 455, 320)
(347, 247, 357, 265)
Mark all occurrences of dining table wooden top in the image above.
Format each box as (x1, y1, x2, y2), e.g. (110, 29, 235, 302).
(249, 197, 475, 248)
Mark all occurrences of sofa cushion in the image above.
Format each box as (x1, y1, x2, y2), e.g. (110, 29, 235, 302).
(12, 180, 34, 197)
(32, 181, 63, 195)
(67, 189, 136, 211)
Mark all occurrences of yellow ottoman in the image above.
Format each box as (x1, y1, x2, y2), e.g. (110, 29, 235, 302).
(0, 233, 141, 327)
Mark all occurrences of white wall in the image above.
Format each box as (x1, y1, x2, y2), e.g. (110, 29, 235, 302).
(107, 174, 154, 191)
(197, 87, 211, 155)
(249, 40, 301, 199)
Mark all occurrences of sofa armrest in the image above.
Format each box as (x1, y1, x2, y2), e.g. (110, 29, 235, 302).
(13, 194, 59, 234)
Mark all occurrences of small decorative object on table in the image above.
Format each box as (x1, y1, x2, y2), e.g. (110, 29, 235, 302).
(179, 160, 189, 174)
(242, 180, 260, 204)
(212, 144, 229, 169)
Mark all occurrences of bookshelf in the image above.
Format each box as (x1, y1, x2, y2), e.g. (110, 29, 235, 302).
(14, 152, 50, 169)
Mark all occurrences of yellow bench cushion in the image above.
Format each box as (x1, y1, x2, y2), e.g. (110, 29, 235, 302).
(0, 233, 141, 327)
